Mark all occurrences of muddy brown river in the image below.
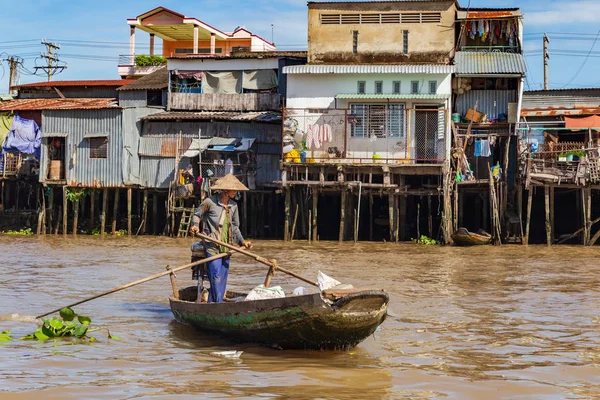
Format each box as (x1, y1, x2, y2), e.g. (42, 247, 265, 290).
(1, 236, 599, 399)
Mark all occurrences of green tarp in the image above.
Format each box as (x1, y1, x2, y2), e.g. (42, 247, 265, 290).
(0, 112, 14, 147)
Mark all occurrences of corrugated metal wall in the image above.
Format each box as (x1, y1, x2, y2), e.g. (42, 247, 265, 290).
(256, 154, 280, 184)
(41, 109, 124, 187)
(522, 95, 600, 109)
(139, 156, 190, 188)
(20, 87, 119, 99)
(456, 90, 516, 120)
(119, 91, 148, 108)
(122, 107, 164, 186)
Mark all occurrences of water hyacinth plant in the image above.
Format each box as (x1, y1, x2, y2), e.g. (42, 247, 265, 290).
(20, 307, 120, 342)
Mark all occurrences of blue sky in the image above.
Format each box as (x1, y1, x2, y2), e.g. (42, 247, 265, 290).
(0, 0, 599, 91)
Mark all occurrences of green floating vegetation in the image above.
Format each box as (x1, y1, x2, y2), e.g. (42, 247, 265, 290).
(20, 307, 120, 342)
(1, 228, 33, 235)
(0, 330, 13, 341)
(412, 235, 438, 246)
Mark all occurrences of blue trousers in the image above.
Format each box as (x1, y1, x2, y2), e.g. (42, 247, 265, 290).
(207, 255, 230, 303)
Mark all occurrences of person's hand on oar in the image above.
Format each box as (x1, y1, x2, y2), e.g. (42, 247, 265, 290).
(190, 225, 200, 235)
(242, 241, 253, 250)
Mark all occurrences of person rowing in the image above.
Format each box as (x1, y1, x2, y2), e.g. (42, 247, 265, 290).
(189, 174, 252, 303)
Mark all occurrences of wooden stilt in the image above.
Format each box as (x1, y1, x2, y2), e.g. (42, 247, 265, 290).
(55, 206, 62, 235)
(290, 204, 299, 241)
(394, 195, 399, 244)
(101, 188, 108, 237)
(308, 210, 312, 242)
(550, 186, 555, 242)
(41, 186, 47, 235)
(112, 189, 119, 234)
(388, 192, 394, 242)
(152, 193, 158, 235)
(37, 187, 44, 235)
(416, 198, 421, 239)
(453, 182, 459, 232)
(72, 197, 79, 236)
(0, 180, 4, 209)
(89, 190, 95, 232)
(298, 187, 307, 240)
(47, 187, 54, 234)
(524, 187, 533, 245)
(62, 186, 68, 235)
(353, 206, 358, 243)
(242, 191, 248, 238)
(340, 189, 347, 242)
(517, 183, 523, 242)
(544, 186, 551, 246)
(127, 188, 132, 236)
(312, 188, 318, 243)
(458, 190, 464, 229)
(142, 190, 148, 235)
(586, 188, 592, 245)
(427, 195, 433, 238)
(369, 193, 374, 241)
(284, 187, 291, 241)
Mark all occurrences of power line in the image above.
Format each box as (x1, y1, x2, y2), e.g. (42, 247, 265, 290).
(560, 29, 600, 88)
(33, 40, 67, 81)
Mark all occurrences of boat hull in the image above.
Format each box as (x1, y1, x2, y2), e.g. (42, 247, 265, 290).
(451, 228, 492, 246)
(169, 287, 389, 350)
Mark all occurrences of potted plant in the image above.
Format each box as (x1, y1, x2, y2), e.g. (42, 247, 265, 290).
(566, 151, 574, 162)
(572, 150, 586, 161)
(558, 152, 567, 162)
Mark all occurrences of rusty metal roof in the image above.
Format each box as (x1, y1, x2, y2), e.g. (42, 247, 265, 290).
(16, 80, 133, 88)
(141, 111, 281, 122)
(118, 67, 168, 91)
(454, 52, 526, 75)
(0, 98, 120, 111)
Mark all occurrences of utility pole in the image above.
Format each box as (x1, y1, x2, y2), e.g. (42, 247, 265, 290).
(34, 40, 66, 82)
(3, 56, 23, 94)
(543, 33, 550, 90)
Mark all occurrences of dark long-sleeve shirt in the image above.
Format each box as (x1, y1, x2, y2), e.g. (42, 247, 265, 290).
(191, 194, 244, 254)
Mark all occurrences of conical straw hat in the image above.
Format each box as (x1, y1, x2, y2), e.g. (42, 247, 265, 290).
(211, 173, 249, 191)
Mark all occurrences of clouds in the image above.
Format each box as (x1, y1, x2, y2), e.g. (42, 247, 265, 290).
(525, 1, 600, 25)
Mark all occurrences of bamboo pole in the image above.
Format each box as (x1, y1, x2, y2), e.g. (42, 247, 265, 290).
(196, 233, 318, 287)
(340, 189, 347, 242)
(62, 186, 68, 236)
(89, 190, 95, 232)
(312, 188, 318, 242)
(524, 188, 533, 245)
(388, 193, 394, 242)
(101, 188, 108, 236)
(284, 187, 290, 241)
(152, 193, 158, 235)
(72, 197, 79, 236)
(290, 204, 299, 241)
(112, 189, 119, 234)
(47, 187, 54, 234)
(545, 186, 551, 246)
(36, 252, 231, 319)
(127, 188, 132, 236)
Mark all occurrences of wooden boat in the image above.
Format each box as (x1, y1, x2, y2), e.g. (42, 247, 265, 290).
(169, 286, 389, 350)
(451, 228, 492, 246)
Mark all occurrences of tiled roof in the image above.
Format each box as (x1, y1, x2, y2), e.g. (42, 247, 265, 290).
(16, 80, 133, 88)
(454, 52, 526, 75)
(0, 98, 120, 111)
(141, 111, 281, 122)
(283, 64, 454, 74)
(178, 51, 307, 60)
(117, 67, 168, 91)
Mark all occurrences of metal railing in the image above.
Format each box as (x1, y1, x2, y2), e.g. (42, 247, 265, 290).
(282, 107, 447, 164)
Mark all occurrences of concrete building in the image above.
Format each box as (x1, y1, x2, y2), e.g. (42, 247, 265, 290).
(281, 0, 457, 243)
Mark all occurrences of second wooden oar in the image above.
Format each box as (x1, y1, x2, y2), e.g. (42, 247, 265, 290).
(36, 252, 231, 319)
(195, 233, 319, 288)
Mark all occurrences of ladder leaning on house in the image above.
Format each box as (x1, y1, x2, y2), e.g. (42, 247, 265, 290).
(177, 208, 196, 238)
(587, 149, 600, 184)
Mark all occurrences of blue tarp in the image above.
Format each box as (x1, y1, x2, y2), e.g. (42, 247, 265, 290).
(2, 115, 41, 158)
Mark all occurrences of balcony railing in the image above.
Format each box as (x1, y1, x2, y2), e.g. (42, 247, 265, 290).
(168, 92, 281, 112)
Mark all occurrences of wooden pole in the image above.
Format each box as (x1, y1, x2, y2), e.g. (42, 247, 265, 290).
(284, 187, 290, 241)
(72, 197, 79, 236)
(89, 190, 95, 232)
(353, 207, 358, 243)
(196, 233, 319, 288)
(550, 186, 555, 242)
(166, 265, 179, 299)
(340, 189, 347, 242)
(544, 185, 551, 246)
(453, 182, 459, 232)
(290, 204, 299, 241)
(142, 190, 148, 235)
(388, 192, 394, 242)
(312, 188, 318, 242)
(242, 191, 248, 238)
(152, 193, 158, 235)
(62, 186, 68, 235)
(369, 193, 374, 241)
(55, 206, 62, 235)
(586, 188, 592, 246)
(427, 195, 433, 238)
(100, 188, 108, 236)
(308, 210, 312, 242)
(47, 187, 54, 234)
(112, 189, 119, 234)
(417, 199, 421, 239)
(41, 186, 47, 235)
(127, 188, 132, 236)
(36, 252, 231, 319)
(524, 187, 533, 245)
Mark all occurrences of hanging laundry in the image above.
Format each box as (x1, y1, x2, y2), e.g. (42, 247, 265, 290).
(306, 124, 321, 149)
(480, 139, 491, 157)
(489, 136, 497, 146)
(474, 140, 482, 157)
(319, 124, 333, 143)
(469, 21, 476, 39)
(495, 21, 501, 38)
(481, 20, 489, 42)
(478, 20, 485, 37)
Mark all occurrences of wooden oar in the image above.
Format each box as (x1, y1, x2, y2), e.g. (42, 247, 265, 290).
(36, 252, 231, 319)
(195, 233, 318, 288)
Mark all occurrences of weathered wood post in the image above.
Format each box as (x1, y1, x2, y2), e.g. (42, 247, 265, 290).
(166, 265, 179, 300)
(586, 188, 592, 245)
(112, 189, 119, 234)
(72, 197, 79, 236)
(127, 188, 132, 236)
(101, 188, 108, 236)
(62, 186, 68, 235)
(388, 192, 394, 242)
(524, 187, 533, 245)
(312, 187, 318, 242)
(152, 193, 158, 235)
(340, 189, 347, 242)
(284, 187, 291, 241)
(47, 187, 54, 234)
(550, 186, 555, 242)
(89, 189, 95, 232)
(369, 192, 374, 241)
(544, 185, 551, 246)
(427, 195, 433, 239)
(142, 190, 148, 235)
